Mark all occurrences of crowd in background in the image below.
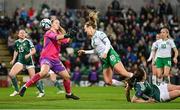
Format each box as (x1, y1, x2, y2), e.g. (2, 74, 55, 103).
(0, 0, 179, 84)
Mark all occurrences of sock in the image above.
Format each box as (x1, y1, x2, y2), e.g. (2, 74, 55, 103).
(25, 73, 41, 87)
(152, 75, 156, 84)
(112, 79, 125, 86)
(63, 79, 71, 94)
(40, 80, 44, 91)
(164, 76, 170, 84)
(11, 76, 19, 92)
(36, 80, 44, 93)
(54, 80, 63, 91)
(157, 78, 162, 85)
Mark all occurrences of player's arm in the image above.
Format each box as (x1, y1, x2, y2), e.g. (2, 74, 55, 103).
(58, 38, 71, 44)
(10, 50, 18, 65)
(56, 27, 77, 40)
(78, 49, 95, 56)
(149, 42, 158, 63)
(170, 39, 178, 64)
(25, 47, 36, 59)
(173, 47, 178, 64)
(131, 95, 156, 103)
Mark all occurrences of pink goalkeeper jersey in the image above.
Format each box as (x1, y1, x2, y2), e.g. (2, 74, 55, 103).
(40, 30, 61, 61)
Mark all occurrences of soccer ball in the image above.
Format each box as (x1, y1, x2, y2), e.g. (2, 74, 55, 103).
(39, 18, 51, 30)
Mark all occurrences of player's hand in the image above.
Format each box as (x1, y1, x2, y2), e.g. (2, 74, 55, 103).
(173, 57, 178, 64)
(10, 60, 15, 65)
(152, 60, 155, 65)
(78, 50, 85, 56)
(25, 54, 30, 59)
(147, 98, 156, 103)
(101, 53, 107, 59)
(65, 26, 78, 38)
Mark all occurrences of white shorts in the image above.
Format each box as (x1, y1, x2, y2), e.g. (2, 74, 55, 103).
(16, 62, 35, 69)
(157, 83, 170, 102)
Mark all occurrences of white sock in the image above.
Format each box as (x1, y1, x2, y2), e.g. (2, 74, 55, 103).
(112, 79, 125, 86)
(152, 75, 156, 84)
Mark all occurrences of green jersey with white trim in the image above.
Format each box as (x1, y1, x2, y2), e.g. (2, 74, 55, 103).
(14, 38, 34, 65)
(134, 81, 160, 101)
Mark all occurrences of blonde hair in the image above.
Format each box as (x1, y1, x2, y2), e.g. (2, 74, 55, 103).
(162, 28, 171, 39)
(85, 10, 99, 29)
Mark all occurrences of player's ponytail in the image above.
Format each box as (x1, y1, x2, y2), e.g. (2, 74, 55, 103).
(125, 76, 136, 102)
(125, 66, 146, 102)
(125, 83, 132, 102)
(85, 10, 99, 29)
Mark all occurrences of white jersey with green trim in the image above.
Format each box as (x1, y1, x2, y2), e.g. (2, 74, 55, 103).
(91, 30, 112, 57)
(153, 39, 176, 58)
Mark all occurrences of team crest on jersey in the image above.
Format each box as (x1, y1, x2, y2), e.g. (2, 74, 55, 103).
(110, 55, 115, 61)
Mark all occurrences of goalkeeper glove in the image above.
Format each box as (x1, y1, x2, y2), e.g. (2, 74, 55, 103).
(64, 34, 73, 38)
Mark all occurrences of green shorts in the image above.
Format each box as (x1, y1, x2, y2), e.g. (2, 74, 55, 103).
(101, 48, 121, 69)
(155, 57, 171, 68)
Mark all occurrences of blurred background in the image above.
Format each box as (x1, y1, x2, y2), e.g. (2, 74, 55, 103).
(0, 0, 179, 87)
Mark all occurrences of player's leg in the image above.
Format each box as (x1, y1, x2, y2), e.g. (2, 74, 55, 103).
(156, 68, 163, 85)
(106, 48, 133, 78)
(167, 84, 180, 91)
(168, 90, 180, 101)
(58, 69, 79, 100)
(163, 66, 171, 84)
(19, 64, 50, 97)
(27, 66, 45, 97)
(113, 62, 133, 78)
(152, 64, 157, 84)
(155, 58, 164, 85)
(103, 67, 113, 85)
(9, 62, 23, 96)
(49, 71, 64, 94)
(163, 58, 171, 83)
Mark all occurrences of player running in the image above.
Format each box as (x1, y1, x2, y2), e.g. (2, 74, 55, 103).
(9, 29, 44, 97)
(19, 19, 79, 100)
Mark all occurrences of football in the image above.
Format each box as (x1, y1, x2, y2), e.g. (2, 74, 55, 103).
(39, 18, 51, 30)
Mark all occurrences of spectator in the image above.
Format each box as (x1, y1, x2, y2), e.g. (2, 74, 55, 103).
(71, 66, 81, 86)
(0, 61, 8, 76)
(88, 66, 99, 86)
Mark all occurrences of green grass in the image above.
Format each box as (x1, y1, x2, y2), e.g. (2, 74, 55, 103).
(0, 86, 179, 109)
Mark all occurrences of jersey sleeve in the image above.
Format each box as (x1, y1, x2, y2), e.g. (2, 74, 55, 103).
(99, 32, 111, 54)
(134, 83, 149, 100)
(152, 41, 158, 50)
(169, 39, 176, 48)
(27, 39, 35, 48)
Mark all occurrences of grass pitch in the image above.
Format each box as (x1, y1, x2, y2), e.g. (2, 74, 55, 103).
(0, 86, 179, 109)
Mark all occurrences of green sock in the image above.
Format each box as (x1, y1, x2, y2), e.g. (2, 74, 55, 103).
(36, 80, 44, 93)
(11, 76, 19, 92)
(54, 80, 63, 91)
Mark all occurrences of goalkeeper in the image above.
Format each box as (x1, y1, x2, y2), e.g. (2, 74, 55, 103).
(19, 18, 80, 100)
